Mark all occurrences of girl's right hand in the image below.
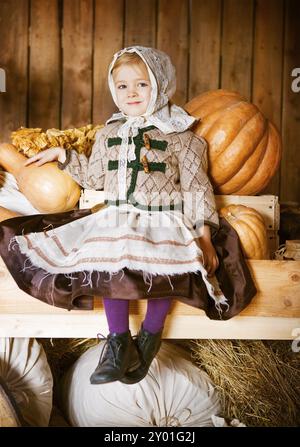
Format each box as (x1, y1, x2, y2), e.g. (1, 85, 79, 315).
(24, 147, 66, 167)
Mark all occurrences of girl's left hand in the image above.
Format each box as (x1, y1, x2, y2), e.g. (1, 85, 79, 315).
(197, 238, 219, 277)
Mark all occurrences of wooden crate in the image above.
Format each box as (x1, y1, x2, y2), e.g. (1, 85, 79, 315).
(79, 189, 105, 209)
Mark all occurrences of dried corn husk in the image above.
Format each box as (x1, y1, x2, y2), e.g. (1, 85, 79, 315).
(11, 124, 103, 158)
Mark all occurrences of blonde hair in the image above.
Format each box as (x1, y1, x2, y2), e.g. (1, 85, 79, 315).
(112, 52, 148, 75)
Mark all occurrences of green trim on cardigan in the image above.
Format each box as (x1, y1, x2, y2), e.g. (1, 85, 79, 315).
(128, 199, 183, 212)
(107, 125, 156, 147)
(149, 140, 167, 151)
(107, 137, 122, 147)
(107, 125, 167, 151)
(108, 137, 167, 151)
(104, 199, 183, 212)
(106, 126, 167, 207)
(108, 160, 166, 173)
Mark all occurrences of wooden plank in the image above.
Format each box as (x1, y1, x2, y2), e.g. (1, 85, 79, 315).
(0, 258, 300, 339)
(252, 0, 284, 196)
(1, 259, 299, 317)
(124, 0, 156, 47)
(0, 314, 298, 339)
(93, 0, 124, 124)
(157, 0, 189, 105)
(0, 0, 29, 142)
(62, 0, 93, 129)
(245, 260, 300, 317)
(281, 0, 300, 203)
(29, 0, 61, 130)
(163, 316, 299, 340)
(221, 0, 254, 99)
(189, 0, 221, 99)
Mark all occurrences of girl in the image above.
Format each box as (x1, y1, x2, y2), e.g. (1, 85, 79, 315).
(0, 47, 256, 385)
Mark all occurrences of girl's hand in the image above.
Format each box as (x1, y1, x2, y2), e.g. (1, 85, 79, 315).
(24, 147, 66, 167)
(196, 225, 219, 277)
(199, 239, 219, 277)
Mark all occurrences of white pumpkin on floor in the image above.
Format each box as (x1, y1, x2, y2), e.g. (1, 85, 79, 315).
(59, 341, 221, 427)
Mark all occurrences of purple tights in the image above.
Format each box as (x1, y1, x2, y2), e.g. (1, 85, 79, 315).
(103, 297, 172, 334)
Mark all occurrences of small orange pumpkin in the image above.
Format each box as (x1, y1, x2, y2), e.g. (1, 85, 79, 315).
(0, 143, 81, 213)
(219, 204, 268, 259)
(185, 89, 282, 195)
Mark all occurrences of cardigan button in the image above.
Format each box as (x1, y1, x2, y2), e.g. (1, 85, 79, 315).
(143, 133, 151, 150)
(141, 154, 150, 173)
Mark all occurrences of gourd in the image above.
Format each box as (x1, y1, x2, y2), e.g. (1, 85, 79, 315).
(0, 206, 21, 222)
(0, 143, 81, 213)
(185, 89, 282, 195)
(219, 204, 268, 259)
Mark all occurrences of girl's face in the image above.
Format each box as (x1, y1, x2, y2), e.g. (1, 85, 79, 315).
(112, 63, 152, 117)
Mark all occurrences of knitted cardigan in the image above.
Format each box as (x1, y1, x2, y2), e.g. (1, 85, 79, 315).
(58, 121, 219, 232)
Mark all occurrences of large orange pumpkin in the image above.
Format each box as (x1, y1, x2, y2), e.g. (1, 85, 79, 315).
(219, 204, 268, 259)
(185, 89, 282, 195)
(0, 143, 81, 213)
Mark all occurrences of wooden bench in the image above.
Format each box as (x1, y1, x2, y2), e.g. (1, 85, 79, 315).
(1, 257, 299, 339)
(1, 191, 299, 339)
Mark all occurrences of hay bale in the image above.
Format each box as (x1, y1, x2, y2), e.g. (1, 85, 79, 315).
(0, 378, 24, 427)
(190, 340, 300, 427)
(39, 338, 98, 384)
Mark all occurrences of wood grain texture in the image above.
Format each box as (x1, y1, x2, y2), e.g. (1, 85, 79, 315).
(157, 0, 189, 105)
(281, 0, 300, 203)
(93, 0, 124, 124)
(124, 0, 156, 47)
(0, 313, 298, 339)
(189, 0, 222, 98)
(29, 0, 61, 130)
(0, 1, 299, 204)
(221, 0, 254, 98)
(62, 0, 93, 128)
(0, 0, 29, 141)
(252, 0, 284, 196)
(0, 257, 299, 338)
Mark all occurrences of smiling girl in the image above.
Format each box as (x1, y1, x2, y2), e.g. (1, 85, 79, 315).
(0, 46, 256, 386)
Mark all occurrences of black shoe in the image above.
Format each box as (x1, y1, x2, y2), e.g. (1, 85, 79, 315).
(90, 330, 140, 385)
(121, 326, 163, 385)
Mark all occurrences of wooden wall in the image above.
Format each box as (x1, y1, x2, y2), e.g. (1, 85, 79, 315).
(0, 0, 299, 201)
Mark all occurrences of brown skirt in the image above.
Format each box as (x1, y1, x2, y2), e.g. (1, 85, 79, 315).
(0, 208, 257, 320)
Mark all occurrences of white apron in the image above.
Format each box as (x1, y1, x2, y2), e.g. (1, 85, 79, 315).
(12, 204, 227, 309)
